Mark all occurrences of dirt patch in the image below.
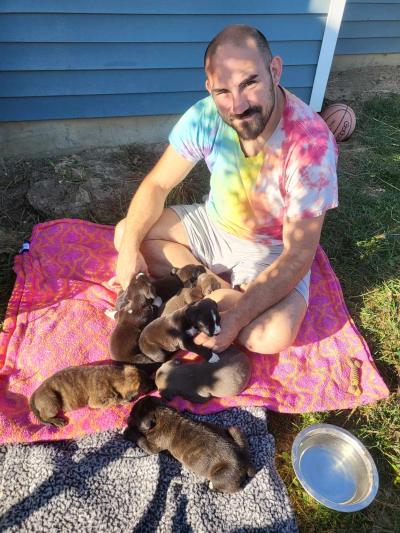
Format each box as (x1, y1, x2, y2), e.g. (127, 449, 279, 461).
(325, 65, 399, 112)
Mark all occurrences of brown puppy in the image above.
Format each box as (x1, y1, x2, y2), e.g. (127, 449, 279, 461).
(109, 273, 158, 363)
(155, 346, 251, 403)
(139, 298, 221, 363)
(196, 272, 221, 295)
(123, 397, 255, 493)
(161, 273, 221, 317)
(152, 264, 206, 303)
(30, 363, 153, 427)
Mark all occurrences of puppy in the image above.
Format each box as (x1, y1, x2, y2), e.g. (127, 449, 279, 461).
(139, 298, 221, 363)
(123, 397, 255, 493)
(152, 264, 206, 302)
(105, 273, 162, 320)
(155, 346, 251, 403)
(161, 273, 221, 316)
(196, 272, 221, 295)
(30, 364, 153, 427)
(109, 273, 159, 362)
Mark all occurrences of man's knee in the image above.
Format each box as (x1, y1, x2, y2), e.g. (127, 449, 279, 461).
(238, 303, 305, 354)
(114, 218, 126, 251)
(239, 324, 297, 354)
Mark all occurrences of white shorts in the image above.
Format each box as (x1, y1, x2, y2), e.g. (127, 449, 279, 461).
(170, 203, 310, 304)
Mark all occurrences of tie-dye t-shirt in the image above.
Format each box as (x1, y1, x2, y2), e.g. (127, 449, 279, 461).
(169, 89, 338, 245)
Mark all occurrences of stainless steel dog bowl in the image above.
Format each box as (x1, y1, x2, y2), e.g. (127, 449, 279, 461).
(292, 424, 379, 512)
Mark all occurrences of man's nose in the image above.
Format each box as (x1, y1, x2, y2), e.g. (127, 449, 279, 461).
(231, 92, 248, 116)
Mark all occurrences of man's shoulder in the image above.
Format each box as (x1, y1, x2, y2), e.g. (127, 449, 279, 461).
(282, 89, 334, 142)
(184, 94, 219, 124)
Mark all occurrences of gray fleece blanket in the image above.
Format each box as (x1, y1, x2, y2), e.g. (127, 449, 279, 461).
(0, 407, 297, 533)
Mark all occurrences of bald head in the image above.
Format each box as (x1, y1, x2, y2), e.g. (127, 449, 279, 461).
(204, 25, 273, 72)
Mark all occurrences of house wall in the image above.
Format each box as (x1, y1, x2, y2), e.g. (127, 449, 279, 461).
(0, 0, 330, 123)
(2, 1, 398, 157)
(333, 0, 400, 69)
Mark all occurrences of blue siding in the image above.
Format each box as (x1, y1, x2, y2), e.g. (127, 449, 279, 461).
(0, 89, 313, 121)
(0, 1, 331, 15)
(0, 42, 321, 71)
(337, 1, 400, 55)
(0, 1, 328, 122)
(0, 67, 318, 98)
(0, 14, 326, 42)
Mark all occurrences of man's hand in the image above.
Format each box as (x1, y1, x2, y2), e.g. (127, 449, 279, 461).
(114, 248, 149, 290)
(194, 309, 240, 353)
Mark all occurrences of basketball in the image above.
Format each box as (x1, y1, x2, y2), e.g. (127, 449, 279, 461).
(320, 103, 356, 142)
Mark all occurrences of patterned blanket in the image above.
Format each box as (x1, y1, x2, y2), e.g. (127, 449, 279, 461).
(0, 219, 388, 443)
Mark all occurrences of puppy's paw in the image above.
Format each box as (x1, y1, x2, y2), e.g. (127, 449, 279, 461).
(159, 390, 174, 402)
(49, 416, 68, 428)
(209, 352, 220, 364)
(153, 296, 162, 308)
(123, 426, 139, 442)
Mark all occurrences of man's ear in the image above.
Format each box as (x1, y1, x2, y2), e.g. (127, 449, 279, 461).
(205, 78, 212, 94)
(270, 56, 283, 86)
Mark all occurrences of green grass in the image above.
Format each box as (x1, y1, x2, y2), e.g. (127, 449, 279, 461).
(270, 94, 400, 532)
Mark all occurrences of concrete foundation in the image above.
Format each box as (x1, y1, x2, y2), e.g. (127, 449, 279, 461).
(0, 114, 180, 159)
(332, 53, 400, 71)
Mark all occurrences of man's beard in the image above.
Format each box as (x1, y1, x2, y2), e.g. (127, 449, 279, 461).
(221, 84, 276, 141)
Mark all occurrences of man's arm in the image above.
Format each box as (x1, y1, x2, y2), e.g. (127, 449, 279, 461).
(232, 213, 324, 322)
(116, 145, 196, 288)
(196, 214, 325, 351)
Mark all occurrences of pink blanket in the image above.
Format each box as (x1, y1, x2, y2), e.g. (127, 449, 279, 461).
(0, 219, 389, 443)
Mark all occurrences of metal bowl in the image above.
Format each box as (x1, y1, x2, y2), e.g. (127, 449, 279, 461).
(292, 424, 379, 512)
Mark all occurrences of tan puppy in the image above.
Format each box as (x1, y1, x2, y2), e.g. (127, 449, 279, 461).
(153, 264, 206, 303)
(109, 273, 158, 362)
(161, 273, 221, 317)
(30, 364, 153, 427)
(196, 272, 221, 295)
(155, 346, 251, 402)
(124, 397, 255, 493)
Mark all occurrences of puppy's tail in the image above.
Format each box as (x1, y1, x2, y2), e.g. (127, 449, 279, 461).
(227, 426, 256, 478)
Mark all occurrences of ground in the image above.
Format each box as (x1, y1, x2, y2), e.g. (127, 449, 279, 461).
(0, 65, 399, 532)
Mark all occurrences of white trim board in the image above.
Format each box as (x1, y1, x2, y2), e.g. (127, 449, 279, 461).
(309, 0, 347, 111)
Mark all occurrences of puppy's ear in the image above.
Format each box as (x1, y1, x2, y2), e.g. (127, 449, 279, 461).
(184, 304, 197, 324)
(196, 265, 206, 276)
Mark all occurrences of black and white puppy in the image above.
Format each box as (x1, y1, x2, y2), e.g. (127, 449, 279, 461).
(138, 298, 221, 363)
(123, 397, 255, 493)
(109, 273, 159, 363)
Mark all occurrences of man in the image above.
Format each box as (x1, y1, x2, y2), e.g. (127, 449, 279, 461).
(112, 25, 338, 355)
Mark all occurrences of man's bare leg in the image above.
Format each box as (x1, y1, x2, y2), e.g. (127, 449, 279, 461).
(114, 208, 307, 354)
(114, 208, 230, 287)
